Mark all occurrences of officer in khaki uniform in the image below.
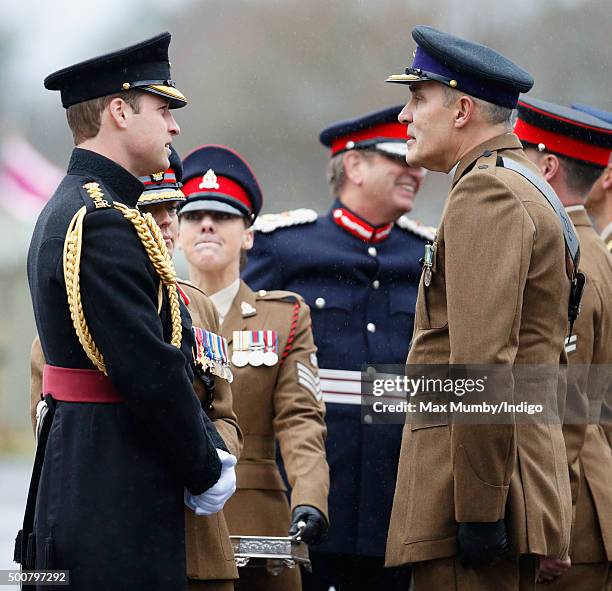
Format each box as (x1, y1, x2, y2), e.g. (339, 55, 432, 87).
(573, 104, 612, 255)
(384, 27, 577, 589)
(178, 145, 330, 591)
(515, 98, 612, 590)
(29, 148, 242, 591)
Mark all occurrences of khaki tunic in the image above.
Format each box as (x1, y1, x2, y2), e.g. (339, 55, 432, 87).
(562, 208, 612, 564)
(386, 134, 573, 566)
(219, 281, 329, 536)
(30, 280, 242, 582)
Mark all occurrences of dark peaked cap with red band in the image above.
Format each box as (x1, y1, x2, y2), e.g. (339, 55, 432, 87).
(319, 105, 408, 158)
(44, 32, 187, 109)
(138, 145, 185, 207)
(180, 145, 263, 223)
(386, 26, 533, 109)
(515, 97, 612, 167)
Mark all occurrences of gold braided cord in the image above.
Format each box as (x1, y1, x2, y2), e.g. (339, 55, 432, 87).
(63, 206, 107, 373)
(62, 199, 183, 375)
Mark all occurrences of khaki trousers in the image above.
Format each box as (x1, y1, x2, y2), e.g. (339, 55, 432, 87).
(234, 565, 302, 591)
(412, 555, 537, 591)
(537, 563, 611, 591)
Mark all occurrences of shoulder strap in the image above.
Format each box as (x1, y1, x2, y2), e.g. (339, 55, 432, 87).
(498, 156, 580, 271)
(78, 180, 114, 212)
(498, 156, 585, 333)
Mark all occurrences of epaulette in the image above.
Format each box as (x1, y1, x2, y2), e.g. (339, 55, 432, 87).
(254, 289, 302, 304)
(78, 180, 114, 213)
(252, 208, 318, 233)
(395, 215, 436, 241)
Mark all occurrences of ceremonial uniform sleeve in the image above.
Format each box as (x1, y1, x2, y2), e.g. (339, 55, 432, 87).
(29, 336, 44, 434)
(78, 208, 221, 494)
(242, 233, 283, 290)
(444, 172, 523, 522)
(272, 299, 329, 521)
(193, 295, 243, 459)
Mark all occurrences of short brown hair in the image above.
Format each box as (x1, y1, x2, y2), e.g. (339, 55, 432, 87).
(66, 90, 143, 145)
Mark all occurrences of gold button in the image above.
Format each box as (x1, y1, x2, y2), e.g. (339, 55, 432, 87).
(122, 82, 131, 90)
(449, 80, 458, 88)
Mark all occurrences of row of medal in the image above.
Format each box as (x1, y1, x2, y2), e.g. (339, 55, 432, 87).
(192, 327, 234, 383)
(232, 330, 279, 367)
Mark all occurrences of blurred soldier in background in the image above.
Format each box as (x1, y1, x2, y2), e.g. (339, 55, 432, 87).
(572, 104, 612, 253)
(243, 106, 432, 590)
(178, 144, 329, 591)
(516, 98, 612, 590)
(385, 26, 578, 589)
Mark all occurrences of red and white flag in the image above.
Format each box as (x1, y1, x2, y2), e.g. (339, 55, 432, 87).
(0, 136, 63, 222)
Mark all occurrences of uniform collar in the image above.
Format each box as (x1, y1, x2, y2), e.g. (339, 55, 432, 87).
(601, 221, 612, 243)
(453, 133, 522, 186)
(220, 280, 257, 344)
(67, 148, 145, 207)
(565, 205, 592, 228)
(329, 199, 394, 244)
(209, 278, 240, 325)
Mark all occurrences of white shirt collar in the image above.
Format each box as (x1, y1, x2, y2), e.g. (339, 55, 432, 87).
(601, 221, 612, 242)
(564, 204, 585, 213)
(209, 278, 240, 325)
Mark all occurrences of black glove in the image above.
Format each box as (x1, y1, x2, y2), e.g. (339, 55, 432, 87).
(457, 520, 510, 568)
(288, 505, 328, 546)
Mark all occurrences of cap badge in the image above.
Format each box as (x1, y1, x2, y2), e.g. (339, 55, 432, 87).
(152, 171, 164, 181)
(199, 169, 220, 190)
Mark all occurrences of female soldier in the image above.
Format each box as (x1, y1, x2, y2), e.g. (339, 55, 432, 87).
(178, 145, 330, 591)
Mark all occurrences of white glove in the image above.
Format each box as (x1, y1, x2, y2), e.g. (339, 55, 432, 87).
(184, 449, 237, 516)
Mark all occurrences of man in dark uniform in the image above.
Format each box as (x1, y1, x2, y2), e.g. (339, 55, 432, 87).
(243, 106, 433, 589)
(514, 99, 612, 589)
(17, 33, 230, 591)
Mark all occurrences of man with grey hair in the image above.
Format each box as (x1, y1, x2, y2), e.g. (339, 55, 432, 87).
(385, 26, 578, 589)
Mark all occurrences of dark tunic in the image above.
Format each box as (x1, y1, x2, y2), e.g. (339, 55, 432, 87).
(243, 200, 427, 557)
(26, 148, 223, 590)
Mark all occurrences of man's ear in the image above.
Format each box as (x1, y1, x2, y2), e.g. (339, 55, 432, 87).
(343, 151, 367, 185)
(601, 164, 612, 191)
(538, 153, 561, 183)
(105, 97, 131, 130)
(454, 95, 476, 129)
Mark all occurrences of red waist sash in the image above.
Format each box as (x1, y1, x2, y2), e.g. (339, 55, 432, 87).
(43, 364, 123, 403)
